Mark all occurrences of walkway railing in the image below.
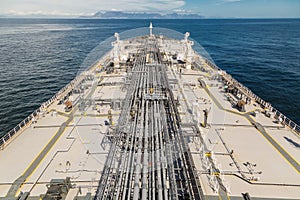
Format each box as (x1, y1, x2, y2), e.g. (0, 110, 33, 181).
(0, 76, 80, 150)
(194, 57, 300, 135)
(0, 54, 111, 150)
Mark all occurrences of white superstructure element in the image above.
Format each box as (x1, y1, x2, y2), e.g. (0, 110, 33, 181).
(149, 22, 153, 37)
(112, 32, 121, 67)
(182, 32, 194, 69)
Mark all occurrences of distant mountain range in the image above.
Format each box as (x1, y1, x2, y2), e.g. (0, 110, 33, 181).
(81, 11, 204, 19)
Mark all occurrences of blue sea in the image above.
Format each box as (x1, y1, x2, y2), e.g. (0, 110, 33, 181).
(0, 18, 299, 137)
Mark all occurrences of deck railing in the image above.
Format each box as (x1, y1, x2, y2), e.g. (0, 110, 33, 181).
(195, 57, 300, 136)
(0, 54, 111, 150)
(2, 51, 298, 150)
(0, 75, 81, 149)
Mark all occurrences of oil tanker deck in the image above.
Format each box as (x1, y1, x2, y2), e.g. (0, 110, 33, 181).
(0, 24, 299, 200)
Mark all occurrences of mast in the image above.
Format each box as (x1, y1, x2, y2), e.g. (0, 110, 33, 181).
(149, 22, 153, 37)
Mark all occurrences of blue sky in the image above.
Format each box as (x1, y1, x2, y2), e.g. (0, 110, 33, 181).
(0, 0, 299, 18)
(183, 0, 300, 18)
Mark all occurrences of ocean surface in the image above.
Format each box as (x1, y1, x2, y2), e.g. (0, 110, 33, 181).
(0, 18, 299, 137)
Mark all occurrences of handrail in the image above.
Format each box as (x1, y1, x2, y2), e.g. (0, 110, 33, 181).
(194, 57, 300, 136)
(0, 77, 78, 149)
(0, 54, 111, 150)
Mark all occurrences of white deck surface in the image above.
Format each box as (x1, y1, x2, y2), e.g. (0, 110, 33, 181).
(0, 37, 299, 200)
(177, 67, 300, 199)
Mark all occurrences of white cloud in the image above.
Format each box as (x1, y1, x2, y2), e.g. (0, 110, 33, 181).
(0, 0, 186, 16)
(6, 10, 81, 17)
